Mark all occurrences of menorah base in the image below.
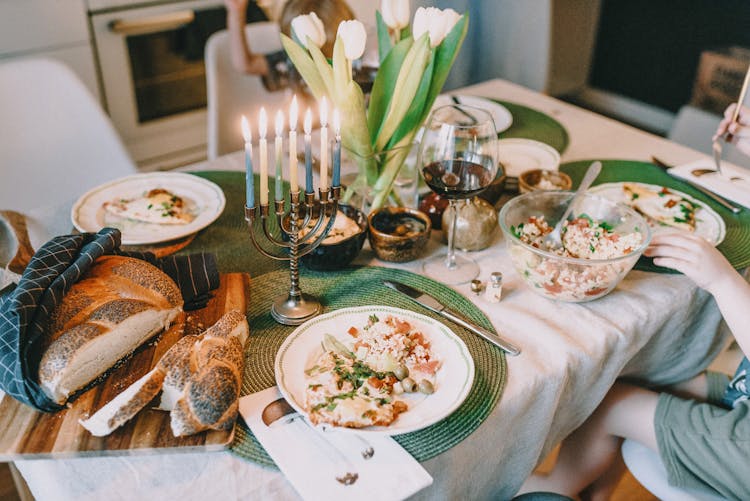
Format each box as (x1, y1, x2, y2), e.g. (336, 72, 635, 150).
(271, 293, 323, 325)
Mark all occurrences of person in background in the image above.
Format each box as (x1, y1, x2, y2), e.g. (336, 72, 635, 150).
(715, 103, 750, 156)
(223, 0, 355, 90)
(518, 102, 750, 501)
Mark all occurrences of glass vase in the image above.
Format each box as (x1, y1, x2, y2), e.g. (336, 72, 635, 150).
(338, 142, 420, 214)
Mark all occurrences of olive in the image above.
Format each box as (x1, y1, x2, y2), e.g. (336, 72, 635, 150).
(418, 379, 435, 394)
(393, 365, 409, 381)
(401, 377, 416, 392)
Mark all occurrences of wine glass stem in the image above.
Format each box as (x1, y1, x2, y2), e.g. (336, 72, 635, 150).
(445, 199, 459, 270)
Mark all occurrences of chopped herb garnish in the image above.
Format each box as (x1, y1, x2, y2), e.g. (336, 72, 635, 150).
(631, 193, 639, 200)
(147, 204, 153, 209)
(598, 221, 613, 232)
(589, 244, 596, 253)
(368, 314, 379, 324)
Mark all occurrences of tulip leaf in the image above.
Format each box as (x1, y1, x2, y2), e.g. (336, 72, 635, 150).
(417, 13, 469, 126)
(308, 42, 335, 97)
(367, 37, 413, 144)
(339, 80, 376, 184)
(386, 51, 435, 150)
(375, 34, 430, 152)
(280, 34, 327, 100)
(332, 34, 350, 99)
(400, 26, 411, 41)
(376, 11, 392, 64)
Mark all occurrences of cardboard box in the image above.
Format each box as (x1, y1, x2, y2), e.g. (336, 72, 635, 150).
(690, 46, 750, 116)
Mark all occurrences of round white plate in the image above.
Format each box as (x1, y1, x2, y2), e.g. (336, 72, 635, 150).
(497, 138, 561, 178)
(589, 182, 726, 246)
(433, 94, 513, 133)
(275, 305, 475, 435)
(71, 172, 226, 245)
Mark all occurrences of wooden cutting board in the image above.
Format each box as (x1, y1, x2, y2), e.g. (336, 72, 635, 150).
(0, 273, 250, 459)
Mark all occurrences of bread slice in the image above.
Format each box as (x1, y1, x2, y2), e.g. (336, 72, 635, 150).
(78, 368, 165, 437)
(78, 309, 249, 438)
(39, 255, 183, 404)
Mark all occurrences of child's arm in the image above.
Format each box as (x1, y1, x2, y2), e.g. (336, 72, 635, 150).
(645, 232, 750, 357)
(224, 0, 270, 75)
(714, 103, 750, 156)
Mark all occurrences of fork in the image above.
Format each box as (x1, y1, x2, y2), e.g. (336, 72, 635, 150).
(711, 138, 724, 177)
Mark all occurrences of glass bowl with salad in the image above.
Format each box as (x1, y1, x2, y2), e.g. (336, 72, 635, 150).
(498, 190, 651, 302)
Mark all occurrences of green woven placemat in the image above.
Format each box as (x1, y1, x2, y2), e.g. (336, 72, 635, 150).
(561, 159, 750, 272)
(495, 100, 570, 154)
(230, 266, 506, 467)
(178, 171, 287, 276)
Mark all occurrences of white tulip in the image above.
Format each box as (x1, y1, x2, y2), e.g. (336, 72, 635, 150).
(412, 6, 461, 48)
(291, 12, 326, 49)
(337, 20, 367, 60)
(380, 0, 410, 30)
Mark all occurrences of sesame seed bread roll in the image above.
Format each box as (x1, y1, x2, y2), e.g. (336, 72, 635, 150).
(38, 255, 184, 405)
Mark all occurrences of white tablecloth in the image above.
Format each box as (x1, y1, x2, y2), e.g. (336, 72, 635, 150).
(4, 79, 729, 500)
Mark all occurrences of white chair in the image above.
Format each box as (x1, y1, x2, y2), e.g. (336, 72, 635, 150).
(205, 22, 291, 160)
(621, 439, 727, 501)
(0, 58, 136, 213)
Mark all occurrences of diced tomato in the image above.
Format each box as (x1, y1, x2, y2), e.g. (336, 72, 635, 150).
(585, 287, 608, 296)
(543, 282, 563, 294)
(353, 341, 370, 350)
(368, 376, 384, 389)
(393, 319, 411, 334)
(410, 331, 430, 349)
(413, 360, 441, 375)
(347, 326, 358, 337)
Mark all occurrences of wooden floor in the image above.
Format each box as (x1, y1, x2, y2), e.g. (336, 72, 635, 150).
(0, 463, 22, 501)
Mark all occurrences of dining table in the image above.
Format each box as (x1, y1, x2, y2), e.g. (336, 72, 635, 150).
(0, 78, 736, 501)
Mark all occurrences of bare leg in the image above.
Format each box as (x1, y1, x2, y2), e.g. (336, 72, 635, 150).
(518, 382, 660, 497)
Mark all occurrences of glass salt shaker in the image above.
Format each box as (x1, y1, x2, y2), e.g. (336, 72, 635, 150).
(484, 272, 503, 303)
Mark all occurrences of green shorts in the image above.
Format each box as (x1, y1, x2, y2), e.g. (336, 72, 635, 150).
(654, 373, 750, 500)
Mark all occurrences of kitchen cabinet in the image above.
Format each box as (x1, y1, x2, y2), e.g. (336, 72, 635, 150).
(0, 0, 99, 101)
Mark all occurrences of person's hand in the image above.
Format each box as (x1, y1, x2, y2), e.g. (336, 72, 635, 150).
(713, 103, 750, 156)
(644, 232, 735, 294)
(224, 0, 248, 15)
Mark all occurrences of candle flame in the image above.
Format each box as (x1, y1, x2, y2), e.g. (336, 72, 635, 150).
(304, 108, 312, 135)
(259, 108, 268, 139)
(241, 115, 252, 142)
(289, 95, 299, 130)
(275, 109, 284, 137)
(332, 109, 341, 135)
(320, 96, 328, 127)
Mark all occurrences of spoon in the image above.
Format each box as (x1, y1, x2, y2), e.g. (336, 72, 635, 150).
(261, 398, 359, 485)
(542, 160, 602, 250)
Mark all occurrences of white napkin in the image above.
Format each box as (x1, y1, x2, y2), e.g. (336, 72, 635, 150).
(238, 387, 432, 501)
(668, 159, 750, 209)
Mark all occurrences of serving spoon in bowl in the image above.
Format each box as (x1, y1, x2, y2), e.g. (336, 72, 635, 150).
(542, 160, 602, 250)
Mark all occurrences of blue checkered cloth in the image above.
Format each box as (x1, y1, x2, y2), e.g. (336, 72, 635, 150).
(0, 228, 219, 412)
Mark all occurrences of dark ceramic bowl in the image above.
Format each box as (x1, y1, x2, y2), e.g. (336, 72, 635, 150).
(301, 204, 368, 270)
(367, 207, 432, 263)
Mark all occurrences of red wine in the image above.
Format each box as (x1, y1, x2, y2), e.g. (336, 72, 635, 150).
(422, 160, 493, 199)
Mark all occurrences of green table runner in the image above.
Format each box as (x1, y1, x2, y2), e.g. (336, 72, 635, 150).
(230, 266, 507, 467)
(561, 160, 750, 271)
(495, 100, 570, 154)
(179, 171, 287, 276)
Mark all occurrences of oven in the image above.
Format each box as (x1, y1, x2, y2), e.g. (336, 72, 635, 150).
(88, 0, 230, 170)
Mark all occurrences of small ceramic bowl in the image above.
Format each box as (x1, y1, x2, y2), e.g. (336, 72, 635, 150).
(518, 169, 572, 194)
(299, 204, 368, 270)
(367, 207, 431, 263)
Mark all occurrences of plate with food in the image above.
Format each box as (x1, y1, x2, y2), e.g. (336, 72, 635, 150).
(589, 182, 726, 245)
(71, 172, 226, 245)
(432, 94, 513, 133)
(275, 305, 475, 435)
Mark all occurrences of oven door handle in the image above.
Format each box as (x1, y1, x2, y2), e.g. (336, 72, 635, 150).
(109, 10, 195, 36)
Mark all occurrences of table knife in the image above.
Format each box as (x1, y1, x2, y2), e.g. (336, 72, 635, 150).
(651, 156, 742, 214)
(383, 280, 521, 356)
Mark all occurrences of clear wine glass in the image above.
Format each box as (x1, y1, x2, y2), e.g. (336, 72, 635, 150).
(418, 104, 499, 284)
